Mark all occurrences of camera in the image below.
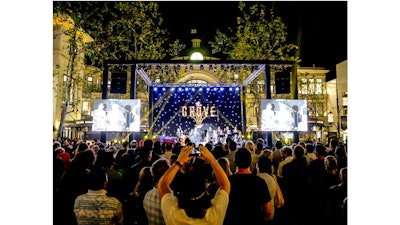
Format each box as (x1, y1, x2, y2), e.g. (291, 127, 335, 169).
(189, 147, 201, 156)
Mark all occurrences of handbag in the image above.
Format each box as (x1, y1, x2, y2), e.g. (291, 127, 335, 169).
(272, 174, 285, 208)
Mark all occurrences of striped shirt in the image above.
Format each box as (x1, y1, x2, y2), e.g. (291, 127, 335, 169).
(74, 189, 123, 225)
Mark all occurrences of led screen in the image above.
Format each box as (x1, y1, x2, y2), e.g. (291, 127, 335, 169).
(92, 99, 141, 132)
(150, 86, 243, 144)
(261, 99, 308, 131)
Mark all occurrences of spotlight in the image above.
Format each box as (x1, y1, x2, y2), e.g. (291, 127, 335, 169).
(185, 87, 189, 91)
(162, 87, 166, 91)
(206, 87, 210, 91)
(235, 87, 240, 91)
(220, 87, 224, 91)
(199, 87, 203, 91)
(229, 87, 233, 91)
(191, 87, 195, 91)
(171, 87, 175, 91)
(153, 87, 157, 91)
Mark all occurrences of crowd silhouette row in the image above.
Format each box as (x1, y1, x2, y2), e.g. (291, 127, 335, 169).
(53, 136, 347, 225)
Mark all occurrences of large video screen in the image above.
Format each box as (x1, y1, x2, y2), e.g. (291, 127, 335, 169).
(150, 86, 243, 143)
(261, 99, 308, 131)
(92, 99, 141, 132)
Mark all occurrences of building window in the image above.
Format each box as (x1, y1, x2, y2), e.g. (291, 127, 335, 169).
(257, 80, 264, 93)
(308, 79, 315, 94)
(316, 102, 324, 117)
(316, 78, 323, 94)
(300, 78, 307, 94)
(82, 101, 89, 116)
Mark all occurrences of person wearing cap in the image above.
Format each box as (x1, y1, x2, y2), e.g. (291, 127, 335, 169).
(158, 145, 230, 225)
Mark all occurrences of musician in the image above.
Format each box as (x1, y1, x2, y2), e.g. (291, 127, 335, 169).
(232, 126, 240, 142)
(217, 126, 225, 144)
(206, 127, 214, 143)
(224, 126, 232, 141)
(176, 126, 183, 138)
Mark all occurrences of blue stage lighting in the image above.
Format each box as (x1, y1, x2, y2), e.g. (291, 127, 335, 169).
(153, 87, 157, 91)
(162, 87, 166, 91)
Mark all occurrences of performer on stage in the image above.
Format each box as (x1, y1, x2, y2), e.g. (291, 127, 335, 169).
(217, 126, 224, 144)
(224, 126, 232, 142)
(176, 126, 183, 138)
(206, 126, 214, 143)
(232, 126, 241, 142)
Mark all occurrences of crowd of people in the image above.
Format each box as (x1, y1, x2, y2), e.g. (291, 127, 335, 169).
(53, 136, 347, 225)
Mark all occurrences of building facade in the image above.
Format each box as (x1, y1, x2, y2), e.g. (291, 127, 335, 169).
(53, 15, 345, 145)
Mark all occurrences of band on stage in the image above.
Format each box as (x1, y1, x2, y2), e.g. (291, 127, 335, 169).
(173, 125, 242, 145)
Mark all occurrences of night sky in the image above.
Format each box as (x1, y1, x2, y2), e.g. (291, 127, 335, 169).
(158, 1, 347, 81)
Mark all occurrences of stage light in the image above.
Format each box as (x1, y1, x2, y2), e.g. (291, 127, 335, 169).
(229, 87, 233, 91)
(171, 87, 175, 91)
(206, 87, 210, 91)
(153, 87, 157, 91)
(191, 87, 195, 91)
(220, 87, 224, 91)
(162, 87, 166, 91)
(235, 87, 240, 91)
(199, 87, 203, 91)
(185, 87, 189, 91)
(214, 87, 218, 91)
(178, 87, 182, 91)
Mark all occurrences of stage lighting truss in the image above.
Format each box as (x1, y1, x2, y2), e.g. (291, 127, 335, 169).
(106, 60, 294, 89)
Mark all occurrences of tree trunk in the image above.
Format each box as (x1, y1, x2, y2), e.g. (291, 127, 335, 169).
(57, 101, 68, 141)
(56, 30, 78, 141)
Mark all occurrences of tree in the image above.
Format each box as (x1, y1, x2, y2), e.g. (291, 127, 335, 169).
(53, 1, 181, 140)
(209, 1, 300, 130)
(209, 1, 298, 61)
